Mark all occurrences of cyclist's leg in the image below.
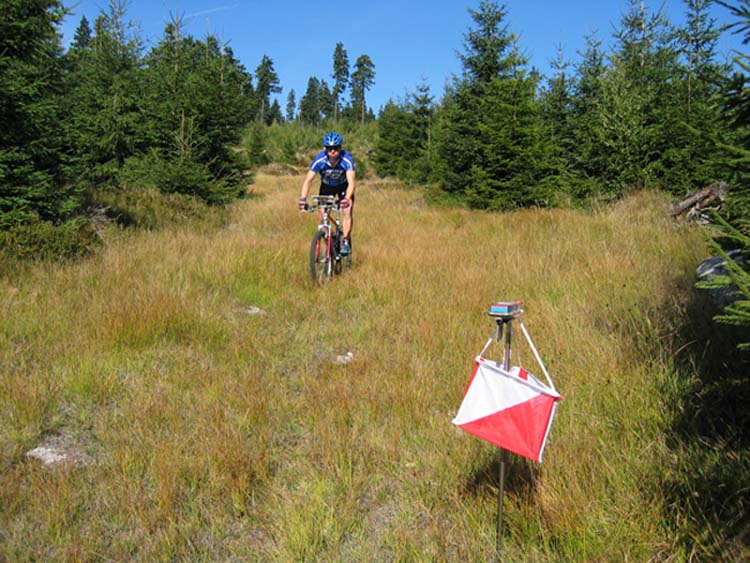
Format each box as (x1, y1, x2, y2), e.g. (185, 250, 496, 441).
(342, 198, 353, 240)
(335, 188, 354, 241)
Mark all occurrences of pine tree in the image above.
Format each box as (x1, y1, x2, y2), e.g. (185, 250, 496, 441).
(332, 42, 349, 123)
(286, 89, 296, 123)
(255, 54, 281, 125)
(350, 54, 376, 124)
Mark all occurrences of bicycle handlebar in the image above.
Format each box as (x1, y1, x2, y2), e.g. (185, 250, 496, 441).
(312, 195, 337, 205)
(305, 195, 340, 212)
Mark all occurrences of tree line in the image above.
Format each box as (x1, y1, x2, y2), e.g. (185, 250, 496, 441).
(374, 0, 743, 209)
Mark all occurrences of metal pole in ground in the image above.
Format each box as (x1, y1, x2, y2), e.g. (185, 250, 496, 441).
(496, 447, 507, 561)
(495, 317, 513, 561)
(485, 302, 523, 561)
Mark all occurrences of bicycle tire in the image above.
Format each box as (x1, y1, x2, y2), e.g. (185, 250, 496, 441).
(310, 229, 332, 285)
(332, 231, 343, 275)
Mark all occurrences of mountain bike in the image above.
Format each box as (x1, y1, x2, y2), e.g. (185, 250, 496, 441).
(306, 195, 352, 285)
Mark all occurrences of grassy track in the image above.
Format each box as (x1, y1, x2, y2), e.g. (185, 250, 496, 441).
(0, 174, 716, 560)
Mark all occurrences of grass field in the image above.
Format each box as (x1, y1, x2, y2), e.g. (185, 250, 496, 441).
(1, 172, 737, 561)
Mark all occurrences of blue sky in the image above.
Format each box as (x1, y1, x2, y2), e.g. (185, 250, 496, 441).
(59, 1, 744, 113)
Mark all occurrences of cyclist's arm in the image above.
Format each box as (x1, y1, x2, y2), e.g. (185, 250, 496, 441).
(344, 169, 356, 200)
(300, 169, 317, 199)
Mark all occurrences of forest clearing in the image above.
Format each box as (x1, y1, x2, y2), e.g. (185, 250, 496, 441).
(3, 173, 747, 560)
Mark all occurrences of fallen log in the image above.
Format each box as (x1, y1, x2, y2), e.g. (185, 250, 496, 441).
(669, 181, 728, 218)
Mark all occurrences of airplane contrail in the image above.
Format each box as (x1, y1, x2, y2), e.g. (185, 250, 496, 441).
(184, 4, 239, 19)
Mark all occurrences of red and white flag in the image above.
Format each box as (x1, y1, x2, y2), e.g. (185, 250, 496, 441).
(453, 356, 562, 463)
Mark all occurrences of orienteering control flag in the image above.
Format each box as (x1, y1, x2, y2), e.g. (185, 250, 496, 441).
(452, 356, 562, 463)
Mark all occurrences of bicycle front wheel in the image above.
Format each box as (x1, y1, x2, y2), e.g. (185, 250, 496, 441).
(310, 229, 332, 285)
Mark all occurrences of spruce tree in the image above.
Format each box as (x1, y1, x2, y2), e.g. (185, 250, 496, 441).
(699, 0, 750, 349)
(715, 0, 750, 230)
(299, 77, 321, 126)
(121, 21, 253, 204)
(319, 80, 335, 121)
(570, 32, 608, 196)
(71, 15, 93, 51)
(537, 44, 578, 201)
(373, 84, 433, 183)
(597, 0, 681, 194)
(373, 101, 411, 177)
(431, 81, 483, 200)
(268, 99, 283, 125)
(408, 82, 435, 183)
(432, 1, 541, 208)
(63, 2, 142, 186)
(662, 0, 726, 193)
(459, 0, 513, 87)
(0, 0, 81, 229)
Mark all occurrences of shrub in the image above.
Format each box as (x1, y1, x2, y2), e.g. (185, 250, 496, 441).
(95, 186, 228, 231)
(119, 152, 245, 206)
(0, 217, 101, 261)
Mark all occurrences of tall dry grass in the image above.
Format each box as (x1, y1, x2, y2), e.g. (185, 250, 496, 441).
(0, 173, 709, 560)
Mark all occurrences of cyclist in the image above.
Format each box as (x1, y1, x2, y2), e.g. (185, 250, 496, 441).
(298, 132, 356, 255)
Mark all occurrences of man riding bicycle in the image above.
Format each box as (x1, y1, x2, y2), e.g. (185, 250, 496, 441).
(298, 132, 356, 255)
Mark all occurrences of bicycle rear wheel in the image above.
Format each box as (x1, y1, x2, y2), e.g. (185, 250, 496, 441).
(332, 231, 343, 275)
(310, 229, 332, 285)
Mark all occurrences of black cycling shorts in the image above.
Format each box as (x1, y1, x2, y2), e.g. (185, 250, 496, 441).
(319, 183, 354, 203)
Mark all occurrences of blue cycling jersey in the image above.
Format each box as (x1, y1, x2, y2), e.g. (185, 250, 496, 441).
(309, 150, 355, 188)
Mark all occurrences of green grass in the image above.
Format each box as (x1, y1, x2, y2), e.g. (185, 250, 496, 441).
(1, 173, 741, 560)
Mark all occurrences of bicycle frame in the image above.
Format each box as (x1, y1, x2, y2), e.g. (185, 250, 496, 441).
(307, 195, 349, 284)
(318, 200, 339, 239)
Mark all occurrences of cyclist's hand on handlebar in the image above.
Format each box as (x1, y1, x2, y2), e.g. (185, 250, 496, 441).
(298, 197, 308, 211)
(340, 197, 351, 209)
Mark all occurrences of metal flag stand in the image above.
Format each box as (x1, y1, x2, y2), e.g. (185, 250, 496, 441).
(484, 301, 523, 561)
(455, 300, 560, 561)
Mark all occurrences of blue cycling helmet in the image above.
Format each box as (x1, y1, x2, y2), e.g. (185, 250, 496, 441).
(322, 132, 343, 147)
